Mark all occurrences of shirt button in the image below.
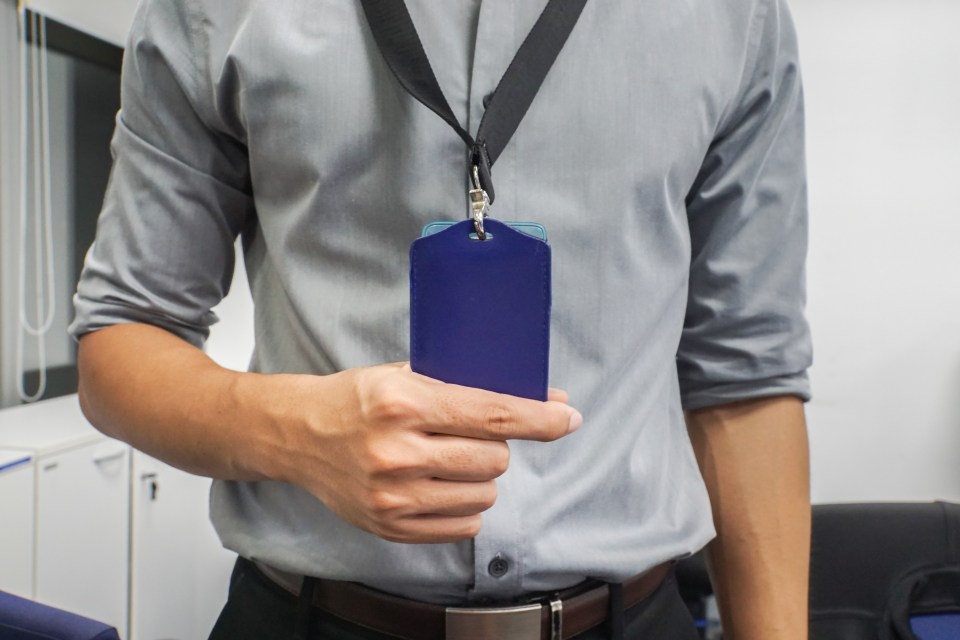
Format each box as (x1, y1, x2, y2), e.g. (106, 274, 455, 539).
(482, 92, 494, 109)
(487, 554, 509, 578)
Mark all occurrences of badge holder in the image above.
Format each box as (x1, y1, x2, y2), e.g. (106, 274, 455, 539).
(361, 0, 586, 400)
(410, 168, 552, 400)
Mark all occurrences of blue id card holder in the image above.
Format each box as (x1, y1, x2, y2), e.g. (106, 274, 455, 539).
(410, 219, 551, 401)
(364, 0, 583, 401)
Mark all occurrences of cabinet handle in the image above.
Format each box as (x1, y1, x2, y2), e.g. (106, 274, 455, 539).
(141, 473, 159, 501)
(92, 448, 127, 465)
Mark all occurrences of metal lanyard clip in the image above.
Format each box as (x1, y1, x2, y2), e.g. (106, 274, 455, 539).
(468, 165, 491, 240)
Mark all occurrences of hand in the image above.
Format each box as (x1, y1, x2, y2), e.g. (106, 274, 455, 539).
(284, 362, 581, 544)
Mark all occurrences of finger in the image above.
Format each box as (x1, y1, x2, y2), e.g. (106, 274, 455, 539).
(381, 514, 483, 544)
(419, 435, 510, 482)
(410, 478, 498, 517)
(376, 478, 497, 520)
(422, 382, 582, 442)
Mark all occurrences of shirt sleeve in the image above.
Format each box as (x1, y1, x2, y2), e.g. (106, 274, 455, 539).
(69, 1, 253, 348)
(677, 0, 813, 410)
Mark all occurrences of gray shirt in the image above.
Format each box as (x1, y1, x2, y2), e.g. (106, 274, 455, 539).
(71, 0, 812, 603)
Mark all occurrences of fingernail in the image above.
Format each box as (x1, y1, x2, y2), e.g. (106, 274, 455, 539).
(567, 410, 583, 433)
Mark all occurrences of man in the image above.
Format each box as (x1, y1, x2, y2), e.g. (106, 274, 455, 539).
(71, 1, 812, 638)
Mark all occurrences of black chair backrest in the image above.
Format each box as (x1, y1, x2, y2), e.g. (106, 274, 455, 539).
(810, 502, 960, 640)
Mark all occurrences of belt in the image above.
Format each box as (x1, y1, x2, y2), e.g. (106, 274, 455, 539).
(295, 562, 672, 640)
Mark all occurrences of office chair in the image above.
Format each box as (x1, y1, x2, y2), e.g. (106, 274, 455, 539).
(675, 502, 960, 640)
(0, 590, 120, 640)
(810, 501, 960, 640)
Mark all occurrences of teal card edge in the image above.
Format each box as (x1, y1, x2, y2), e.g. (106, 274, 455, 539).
(421, 220, 547, 241)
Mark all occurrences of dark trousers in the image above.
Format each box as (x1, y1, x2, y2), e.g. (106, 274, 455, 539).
(209, 557, 701, 640)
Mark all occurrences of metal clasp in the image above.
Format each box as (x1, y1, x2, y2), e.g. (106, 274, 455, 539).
(468, 165, 491, 240)
(445, 602, 542, 640)
(549, 596, 563, 640)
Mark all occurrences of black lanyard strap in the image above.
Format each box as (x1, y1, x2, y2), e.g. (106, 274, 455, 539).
(360, 0, 587, 207)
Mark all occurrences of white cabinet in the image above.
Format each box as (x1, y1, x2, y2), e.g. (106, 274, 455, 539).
(0, 395, 130, 636)
(0, 449, 35, 598)
(0, 396, 234, 639)
(130, 451, 234, 640)
(35, 440, 130, 632)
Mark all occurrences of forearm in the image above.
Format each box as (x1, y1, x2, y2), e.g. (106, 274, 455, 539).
(78, 322, 577, 543)
(685, 395, 810, 640)
(77, 322, 314, 483)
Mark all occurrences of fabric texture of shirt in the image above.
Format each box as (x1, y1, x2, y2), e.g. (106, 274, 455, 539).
(70, 0, 812, 604)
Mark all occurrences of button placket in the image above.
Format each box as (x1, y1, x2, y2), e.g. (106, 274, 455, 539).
(471, 485, 525, 596)
(462, 0, 539, 600)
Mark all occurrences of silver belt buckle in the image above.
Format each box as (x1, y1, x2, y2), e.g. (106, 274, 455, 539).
(445, 602, 542, 640)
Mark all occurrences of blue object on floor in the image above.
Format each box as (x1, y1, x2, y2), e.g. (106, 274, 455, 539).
(0, 590, 120, 640)
(911, 613, 960, 639)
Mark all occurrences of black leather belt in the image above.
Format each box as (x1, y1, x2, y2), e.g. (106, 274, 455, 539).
(260, 561, 673, 640)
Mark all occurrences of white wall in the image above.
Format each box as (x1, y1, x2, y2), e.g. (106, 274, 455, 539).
(792, 0, 960, 503)
(206, 2, 960, 504)
(25, 0, 136, 47)
(206, 245, 255, 372)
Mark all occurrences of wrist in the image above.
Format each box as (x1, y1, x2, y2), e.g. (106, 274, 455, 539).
(227, 369, 345, 487)
(222, 370, 299, 483)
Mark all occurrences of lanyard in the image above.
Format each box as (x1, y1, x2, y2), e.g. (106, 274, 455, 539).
(359, 0, 587, 238)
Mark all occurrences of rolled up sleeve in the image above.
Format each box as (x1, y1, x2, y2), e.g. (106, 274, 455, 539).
(69, 1, 253, 348)
(677, 0, 813, 410)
